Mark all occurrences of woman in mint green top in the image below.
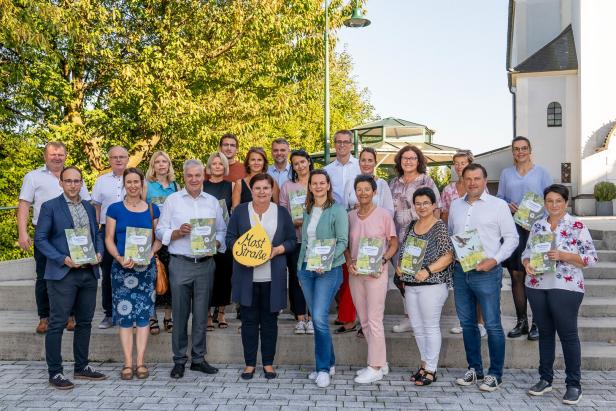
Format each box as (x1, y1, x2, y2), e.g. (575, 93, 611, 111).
(297, 169, 348, 389)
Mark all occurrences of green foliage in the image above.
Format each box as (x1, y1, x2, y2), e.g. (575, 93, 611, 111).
(428, 166, 452, 192)
(594, 181, 616, 202)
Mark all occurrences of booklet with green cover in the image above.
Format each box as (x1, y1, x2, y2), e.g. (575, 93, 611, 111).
(529, 232, 556, 274)
(289, 189, 307, 221)
(514, 192, 545, 230)
(150, 196, 166, 206)
(65, 227, 98, 265)
(451, 229, 488, 272)
(190, 218, 217, 256)
(355, 237, 385, 277)
(218, 199, 230, 225)
(399, 236, 428, 277)
(125, 227, 152, 265)
(306, 239, 336, 271)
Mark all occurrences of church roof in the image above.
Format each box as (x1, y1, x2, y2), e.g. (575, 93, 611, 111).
(513, 25, 578, 73)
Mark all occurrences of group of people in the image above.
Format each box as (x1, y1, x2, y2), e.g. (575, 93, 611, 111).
(19, 131, 597, 405)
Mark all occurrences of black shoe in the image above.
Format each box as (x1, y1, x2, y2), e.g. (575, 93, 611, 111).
(263, 368, 277, 380)
(528, 322, 539, 341)
(563, 386, 582, 405)
(170, 363, 185, 379)
(49, 373, 74, 390)
(74, 365, 107, 381)
(241, 368, 255, 380)
(190, 361, 219, 374)
(507, 319, 529, 338)
(528, 379, 552, 396)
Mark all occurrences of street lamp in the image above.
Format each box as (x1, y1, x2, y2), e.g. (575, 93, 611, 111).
(323, 0, 371, 164)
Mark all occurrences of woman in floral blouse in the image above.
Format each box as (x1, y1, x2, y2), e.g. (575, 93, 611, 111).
(522, 184, 597, 405)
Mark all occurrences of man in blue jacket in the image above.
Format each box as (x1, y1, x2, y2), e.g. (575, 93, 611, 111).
(34, 166, 107, 389)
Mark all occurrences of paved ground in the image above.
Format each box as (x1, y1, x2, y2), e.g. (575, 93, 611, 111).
(0, 362, 614, 410)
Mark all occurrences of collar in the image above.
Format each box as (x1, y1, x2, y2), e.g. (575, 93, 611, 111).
(333, 156, 358, 167)
(180, 188, 207, 199)
(463, 190, 489, 204)
(63, 193, 82, 205)
(269, 163, 291, 173)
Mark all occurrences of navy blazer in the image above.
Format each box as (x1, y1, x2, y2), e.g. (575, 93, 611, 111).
(226, 203, 296, 312)
(34, 194, 104, 280)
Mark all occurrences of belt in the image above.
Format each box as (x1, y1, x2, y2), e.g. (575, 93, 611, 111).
(170, 254, 212, 263)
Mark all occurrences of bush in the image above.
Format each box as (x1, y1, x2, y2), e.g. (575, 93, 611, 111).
(594, 181, 616, 202)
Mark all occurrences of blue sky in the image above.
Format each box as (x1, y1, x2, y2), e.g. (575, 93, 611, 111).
(337, 0, 512, 154)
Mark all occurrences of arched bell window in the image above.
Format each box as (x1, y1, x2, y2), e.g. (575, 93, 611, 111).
(547, 102, 562, 127)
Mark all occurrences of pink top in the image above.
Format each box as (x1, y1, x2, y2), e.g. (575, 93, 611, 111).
(279, 180, 307, 242)
(348, 206, 397, 275)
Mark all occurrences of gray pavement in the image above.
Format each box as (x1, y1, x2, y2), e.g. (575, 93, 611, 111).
(0, 361, 615, 410)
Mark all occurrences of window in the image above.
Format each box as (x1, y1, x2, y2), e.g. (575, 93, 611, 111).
(547, 102, 562, 127)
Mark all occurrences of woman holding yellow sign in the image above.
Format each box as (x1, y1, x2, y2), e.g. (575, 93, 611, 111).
(345, 175, 397, 384)
(226, 173, 296, 380)
(105, 167, 162, 380)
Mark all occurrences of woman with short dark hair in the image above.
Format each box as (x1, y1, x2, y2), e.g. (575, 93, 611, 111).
(232, 147, 279, 208)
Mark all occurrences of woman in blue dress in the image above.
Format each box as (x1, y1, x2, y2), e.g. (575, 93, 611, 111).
(105, 167, 162, 380)
(144, 151, 179, 334)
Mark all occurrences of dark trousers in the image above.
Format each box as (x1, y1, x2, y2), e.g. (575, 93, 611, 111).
(288, 243, 307, 317)
(526, 287, 583, 388)
(45, 268, 97, 378)
(34, 244, 49, 319)
(100, 225, 113, 317)
(241, 282, 279, 367)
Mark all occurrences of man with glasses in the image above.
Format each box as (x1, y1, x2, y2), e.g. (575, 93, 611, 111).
(206, 133, 246, 182)
(34, 166, 106, 389)
(91, 146, 129, 329)
(267, 137, 292, 188)
(18, 142, 90, 334)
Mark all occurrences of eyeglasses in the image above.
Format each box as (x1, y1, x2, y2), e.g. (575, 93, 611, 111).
(402, 156, 418, 162)
(414, 201, 433, 208)
(109, 155, 128, 161)
(62, 179, 82, 185)
(334, 140, 352, 145)
(512, 146, 530, 152)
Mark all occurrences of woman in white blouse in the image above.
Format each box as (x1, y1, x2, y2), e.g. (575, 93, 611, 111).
(522, 184, 597, 405)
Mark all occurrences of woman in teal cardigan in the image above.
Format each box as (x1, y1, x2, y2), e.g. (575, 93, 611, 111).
(297, 169, 349, 389)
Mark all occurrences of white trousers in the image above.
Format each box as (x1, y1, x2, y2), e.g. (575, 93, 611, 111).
(404, 283, 449, 372)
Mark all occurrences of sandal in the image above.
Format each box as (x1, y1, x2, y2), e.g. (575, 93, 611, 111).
(415, 370, 437, 386)
(207, 315, 214, 331)
(356, 327, 364, 338)
(335, 324, 358, 334)
(218, 321, 228, 329)
(163, 318, 173, 332)
(149, 318, 160, 335)
(410, 367, 425, 382)
(120, 366, 133, 380)
(135, 365, 149, 379)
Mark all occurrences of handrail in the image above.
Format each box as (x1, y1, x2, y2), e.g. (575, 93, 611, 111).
(0, 206, 18, 211)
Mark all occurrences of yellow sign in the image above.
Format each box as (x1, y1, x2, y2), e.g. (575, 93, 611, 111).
(232, 218, 272, 267)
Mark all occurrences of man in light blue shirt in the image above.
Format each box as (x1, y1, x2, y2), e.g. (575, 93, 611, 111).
(448, 163, 518, 393)
(267, 137, 292, 188)
(323, 130, 360, 205)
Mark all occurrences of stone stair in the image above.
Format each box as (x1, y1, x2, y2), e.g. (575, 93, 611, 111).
(1, 227, 615, 370)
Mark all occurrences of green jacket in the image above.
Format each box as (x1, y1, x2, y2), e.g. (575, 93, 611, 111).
(297, 203, 349, 271)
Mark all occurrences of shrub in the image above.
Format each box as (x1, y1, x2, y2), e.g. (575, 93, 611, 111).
(594, 181, 616, 202)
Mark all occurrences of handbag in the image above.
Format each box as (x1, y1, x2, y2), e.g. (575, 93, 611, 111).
(148, 204, 168, 295)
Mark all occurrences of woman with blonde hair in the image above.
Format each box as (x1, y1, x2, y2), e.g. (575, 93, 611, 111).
(144, 151, 178, 335)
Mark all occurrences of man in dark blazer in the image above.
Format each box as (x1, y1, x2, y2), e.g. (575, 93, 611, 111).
(34, 166, 107, 389)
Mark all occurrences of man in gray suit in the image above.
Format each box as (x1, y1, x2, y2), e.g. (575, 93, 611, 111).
(34, 166, 107, 389)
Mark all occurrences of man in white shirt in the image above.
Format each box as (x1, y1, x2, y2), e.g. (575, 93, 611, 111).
(156, 159, 227, 379)
(323, 130, 361, 205)
(17, 141, 90, 334)
(267, 137, 292, 188)
(91, 146, 128, 329)
(448, 163, 518, 392)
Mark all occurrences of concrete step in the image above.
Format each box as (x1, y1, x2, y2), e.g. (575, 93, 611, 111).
(1, 311, 615, 370)
(594, 239, 606, 249)
(598, 250, 616, 262)
(580, 262, 616, 279)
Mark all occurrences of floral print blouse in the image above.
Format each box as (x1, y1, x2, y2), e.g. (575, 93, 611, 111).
(522, 213, 598, 293)
(389, 174, 441, 239)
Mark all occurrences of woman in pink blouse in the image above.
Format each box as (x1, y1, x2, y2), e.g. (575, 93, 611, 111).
(522, 184, 597, 405)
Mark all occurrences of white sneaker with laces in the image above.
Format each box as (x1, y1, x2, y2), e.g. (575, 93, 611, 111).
(392, 319, 412, 333)
(305, 320, 314, 334)
(315, 371, 331, 388)
(294, 320, 306, 335)
(354, 366, 383, 384)
(478, 323, 487, 338)
(308, 366, 335, 380)
(356, 363, 389, 376)
(479, 375, 502, 392)
(450, 326, 463, 334)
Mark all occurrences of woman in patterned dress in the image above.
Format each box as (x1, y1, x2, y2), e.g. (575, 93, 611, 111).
(522, 184, 597, 405)
(105, 168, 162, 380)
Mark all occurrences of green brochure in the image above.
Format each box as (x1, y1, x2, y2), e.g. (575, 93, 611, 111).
(125, 227, 152, 265)
(529, 232, 556, 274)
(289, 189, 307, 220)
(514, 192, 545, 230)
(218, 199, 230, 225)
(355, 237, 385, 277)
(451, 229, 487, 272)
(190, 218, 217, 256)
(400, 236, 428, 277)
(306, 239, 336, 271)
(65, 227, 98, 265)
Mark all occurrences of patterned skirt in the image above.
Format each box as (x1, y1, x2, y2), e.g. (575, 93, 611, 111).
(111, 258, 156, 328)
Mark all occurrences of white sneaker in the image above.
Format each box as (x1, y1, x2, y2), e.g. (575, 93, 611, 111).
(478, 324, 487, 338)
(354, 366, 383, 384)
(294, 320, 306, 335)
(392, 319, 412, 333)
(315, 371, 331, 388)
(356, 363, 389, 376)
(308, 366, 335, 380)
(305, 320, 314, 334)
(450, 326, 463, 334)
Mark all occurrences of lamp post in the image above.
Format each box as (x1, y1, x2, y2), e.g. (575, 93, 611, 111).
(323, 0, 370, 165)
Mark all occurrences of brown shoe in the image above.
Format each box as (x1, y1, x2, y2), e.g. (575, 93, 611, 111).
(65, 316, 76, 332)
(36, 318, 48, 334)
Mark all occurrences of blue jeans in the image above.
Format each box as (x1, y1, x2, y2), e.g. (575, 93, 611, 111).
(453, 263, 505, 379)
(298, 263, 343, 372)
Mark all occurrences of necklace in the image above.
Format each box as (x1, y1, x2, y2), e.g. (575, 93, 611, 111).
(357, 204, 375, 217)
(124, 198, 140, 208)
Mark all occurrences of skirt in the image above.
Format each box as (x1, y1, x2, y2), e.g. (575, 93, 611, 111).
(501, 224, 529, 272)
(111, 258, 156, 328)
